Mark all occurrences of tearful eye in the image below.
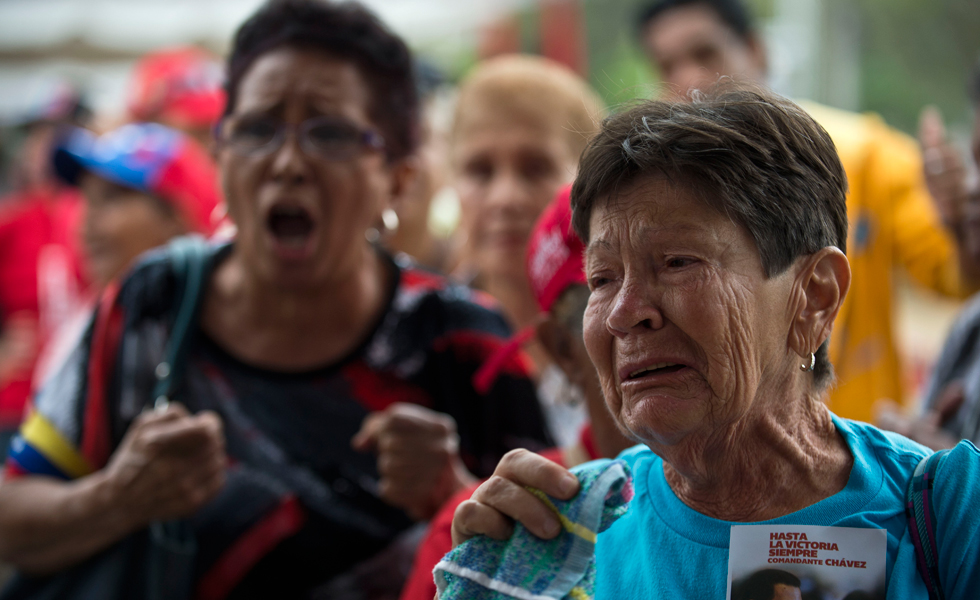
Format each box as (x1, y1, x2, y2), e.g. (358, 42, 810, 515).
(589, 276, 611, 290)
(666, 257, 695, 269)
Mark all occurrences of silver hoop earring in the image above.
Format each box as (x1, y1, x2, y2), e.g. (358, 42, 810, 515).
(365, 227, 381, 243)
(800, 351, 815, 372)
(382, 208, 399, 232)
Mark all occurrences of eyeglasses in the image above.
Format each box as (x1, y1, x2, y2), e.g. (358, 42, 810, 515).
(220, 115, 385, 160)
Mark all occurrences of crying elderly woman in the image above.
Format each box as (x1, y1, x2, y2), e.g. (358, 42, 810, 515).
(451, 85, 980, 599)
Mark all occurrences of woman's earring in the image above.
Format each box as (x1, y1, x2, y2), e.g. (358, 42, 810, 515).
(382, 208, 399, 232)
(800, 351, 815, 372)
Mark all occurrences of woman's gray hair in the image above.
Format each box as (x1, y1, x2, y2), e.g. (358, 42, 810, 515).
(570, 83, 848, 388)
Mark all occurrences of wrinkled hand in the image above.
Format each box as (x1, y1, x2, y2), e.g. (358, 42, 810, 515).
(874, 384, 963, 451)
(450, 449, 579, 548)
(352, 403, 477, 521)
(102, 403, 226, 528)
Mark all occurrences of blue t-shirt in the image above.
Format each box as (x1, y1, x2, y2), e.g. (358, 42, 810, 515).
(596, 416, 980, 599)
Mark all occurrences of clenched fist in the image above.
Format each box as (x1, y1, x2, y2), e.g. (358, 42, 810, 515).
(103, 403, 227, 528)
(352, 403, 476, 521)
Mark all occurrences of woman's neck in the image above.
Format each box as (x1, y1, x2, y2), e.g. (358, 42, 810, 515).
(202, 245, 391, 371)
(661, 389, 853, 522)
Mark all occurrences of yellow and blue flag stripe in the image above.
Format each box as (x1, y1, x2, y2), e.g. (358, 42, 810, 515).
(5, 411, 93, 480)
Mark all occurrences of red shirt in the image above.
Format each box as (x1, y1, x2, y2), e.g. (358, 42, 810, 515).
(0, 188, 87, 427)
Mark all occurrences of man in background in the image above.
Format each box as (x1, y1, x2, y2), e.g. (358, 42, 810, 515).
(637, 0, 980, 423)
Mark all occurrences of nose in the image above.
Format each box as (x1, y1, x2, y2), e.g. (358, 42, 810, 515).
(484, 168, 528, 214)
(605, 276, 664, 338)
(269, 127, 310, 185)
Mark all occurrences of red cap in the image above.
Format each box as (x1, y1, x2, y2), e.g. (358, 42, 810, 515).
(54, 123, 223, 236)
(127, 47, 225, 130)
(525, 184, 586, 312)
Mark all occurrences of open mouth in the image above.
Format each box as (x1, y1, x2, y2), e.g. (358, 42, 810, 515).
(628, 362, 686, 379)
(267, 205, 314, 250)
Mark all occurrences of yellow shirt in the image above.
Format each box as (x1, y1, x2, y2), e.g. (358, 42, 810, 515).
(800, 101, 973, 423)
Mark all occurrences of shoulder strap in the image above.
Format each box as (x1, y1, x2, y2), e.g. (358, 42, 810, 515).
(151, 235, 211, 408)
(906, 448, 952, 600)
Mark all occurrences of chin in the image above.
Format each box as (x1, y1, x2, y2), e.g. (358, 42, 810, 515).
(620, 397, 707, 448)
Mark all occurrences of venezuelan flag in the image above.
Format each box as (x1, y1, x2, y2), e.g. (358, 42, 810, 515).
(5, 411, 93, 480)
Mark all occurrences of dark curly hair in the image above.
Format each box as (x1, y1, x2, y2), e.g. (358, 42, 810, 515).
(224, 0, 419, 160)
(636, 0, 755, 41)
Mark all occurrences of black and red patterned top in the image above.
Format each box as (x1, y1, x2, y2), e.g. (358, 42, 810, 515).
(6, 241, 551, 599)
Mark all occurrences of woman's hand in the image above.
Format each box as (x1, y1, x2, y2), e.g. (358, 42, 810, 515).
(352, 403, 477, 521)
(0, 404, 226, 574)
(103, 403, 227, 528)
(451, 449, 579, 547)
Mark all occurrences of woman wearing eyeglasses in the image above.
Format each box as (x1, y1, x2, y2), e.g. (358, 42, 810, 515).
(0, 2, 551, 598)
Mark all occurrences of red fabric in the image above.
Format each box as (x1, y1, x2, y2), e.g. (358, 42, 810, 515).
(401, 269, 445, 293)
(398, 449, 567, 600)
(127, 47, 225, 129)
(341, 360, 434, 412)
(196, 494, 307, 600)
(154, 138, 223, 236)
(80, 281, 123, 470)
(433, 330, 534, 393)
(0, 188, 87, 428)
(525, 185, 586, 313)
(472, 326, 537, 395)
(579, 423, 599, 462)
(2, 458, 27, 479)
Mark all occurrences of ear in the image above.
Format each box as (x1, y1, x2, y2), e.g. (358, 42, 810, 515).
(536, 317, 585, 388)
(788, 247, 850, 360)
(383, 155, 419, 216)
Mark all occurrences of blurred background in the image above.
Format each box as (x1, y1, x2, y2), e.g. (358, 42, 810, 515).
(1, 0, 978, 399)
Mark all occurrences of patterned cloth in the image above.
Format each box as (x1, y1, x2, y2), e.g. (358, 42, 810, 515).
(920, 292, 980, 444)
(434, 459, 632, 600)
(5, 241, 552, 600)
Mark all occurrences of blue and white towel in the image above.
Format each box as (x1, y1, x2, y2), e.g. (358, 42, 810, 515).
(434, 458, 633, 600)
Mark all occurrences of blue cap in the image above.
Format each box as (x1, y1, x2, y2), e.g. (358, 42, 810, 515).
(52, 122, 183, 193)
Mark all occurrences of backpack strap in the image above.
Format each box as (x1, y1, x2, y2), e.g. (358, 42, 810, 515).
(151, 235, 211, 409)
(905, 448, 951, 600)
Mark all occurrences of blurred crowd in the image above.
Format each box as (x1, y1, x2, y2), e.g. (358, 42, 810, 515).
(0, 0, 977, 599)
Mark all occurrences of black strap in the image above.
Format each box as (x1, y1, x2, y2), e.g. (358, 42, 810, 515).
(148, 235, 212, 600)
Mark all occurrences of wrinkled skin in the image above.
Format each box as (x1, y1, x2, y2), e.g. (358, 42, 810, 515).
(582, 176, 795, 459)
(450, 176, 852, 545)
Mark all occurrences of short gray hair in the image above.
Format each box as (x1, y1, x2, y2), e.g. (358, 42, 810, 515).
(570, 84, 848, 388)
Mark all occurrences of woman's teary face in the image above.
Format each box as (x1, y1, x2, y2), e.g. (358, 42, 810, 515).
(217, 47, 392, 289)
(453, 120, 578, 282)
(583, 176, 797, 450)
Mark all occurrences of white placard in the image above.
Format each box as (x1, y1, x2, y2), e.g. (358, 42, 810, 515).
(727, 525, 887, 600)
